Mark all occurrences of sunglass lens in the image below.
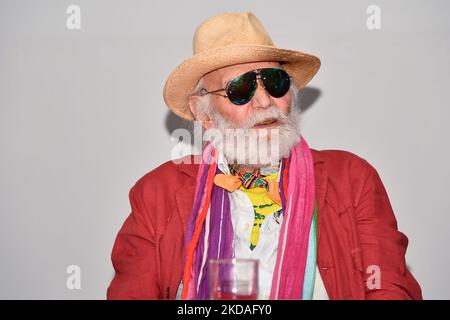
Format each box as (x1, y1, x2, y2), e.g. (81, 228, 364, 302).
(261, 68, 291, 98)
(227, 71, 257, 105)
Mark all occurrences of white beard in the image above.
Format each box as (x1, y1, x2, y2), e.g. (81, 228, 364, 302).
(205, 100, 302, 168)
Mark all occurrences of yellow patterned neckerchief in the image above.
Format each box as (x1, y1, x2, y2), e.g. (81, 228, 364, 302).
(238, 171, 282, 250)
(213, 167, 282, 250)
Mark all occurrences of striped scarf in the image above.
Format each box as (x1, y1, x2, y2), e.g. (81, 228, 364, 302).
(181, 135, 316, 299)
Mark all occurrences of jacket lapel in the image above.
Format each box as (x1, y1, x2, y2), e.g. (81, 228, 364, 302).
(311, 149, 328, 245)
(174, 162, 199, 237)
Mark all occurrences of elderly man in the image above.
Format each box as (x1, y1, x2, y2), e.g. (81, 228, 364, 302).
(107, 12, 422, 300)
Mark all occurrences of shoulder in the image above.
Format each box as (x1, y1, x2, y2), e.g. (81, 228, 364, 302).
(311, 148, 373, 175)
(132, 154, 199, 198)
(125, 155, 199, 232)
(310, 148, 380, 208)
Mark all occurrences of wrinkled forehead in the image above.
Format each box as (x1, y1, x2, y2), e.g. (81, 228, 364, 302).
(203, 61, 282, 88)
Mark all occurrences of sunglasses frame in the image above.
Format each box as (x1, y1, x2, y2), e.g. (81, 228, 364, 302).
(199, 67, 291, 105)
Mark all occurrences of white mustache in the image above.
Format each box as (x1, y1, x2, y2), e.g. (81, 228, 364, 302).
(242, 106, 288, 129)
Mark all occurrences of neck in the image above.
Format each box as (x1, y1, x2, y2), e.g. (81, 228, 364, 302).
(234, 164, 258, 174)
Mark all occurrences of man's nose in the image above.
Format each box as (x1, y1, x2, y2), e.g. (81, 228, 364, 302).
(251, 79, 271, 109)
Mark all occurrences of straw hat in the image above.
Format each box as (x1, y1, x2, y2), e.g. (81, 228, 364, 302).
(163, 12, 321, 120)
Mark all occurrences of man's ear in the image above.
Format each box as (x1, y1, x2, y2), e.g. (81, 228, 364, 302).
(188, 95, 214, 130)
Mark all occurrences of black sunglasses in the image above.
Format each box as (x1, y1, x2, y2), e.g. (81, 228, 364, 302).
(200, 68, 291, 106)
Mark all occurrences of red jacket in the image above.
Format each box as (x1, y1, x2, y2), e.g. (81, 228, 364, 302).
(107, 149, 422, 300)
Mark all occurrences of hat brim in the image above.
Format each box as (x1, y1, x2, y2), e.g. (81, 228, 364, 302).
(163, 44, 321, 120)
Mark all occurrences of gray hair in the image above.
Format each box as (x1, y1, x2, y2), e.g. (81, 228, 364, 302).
(191, 78, 214, 120)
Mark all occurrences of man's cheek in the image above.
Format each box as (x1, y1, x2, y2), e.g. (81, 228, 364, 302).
(227, 109, 247, 123)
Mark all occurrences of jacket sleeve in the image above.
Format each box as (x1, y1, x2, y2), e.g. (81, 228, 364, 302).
(355, 161, 422, 300)
(107, 183, 161, 299)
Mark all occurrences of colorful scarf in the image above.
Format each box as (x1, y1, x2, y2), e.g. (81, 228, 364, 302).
(229, 165, 273, 189)
(181, 136, 316, 299)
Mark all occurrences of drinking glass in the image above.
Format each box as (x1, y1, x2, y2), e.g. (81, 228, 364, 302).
(209, 258, 259, 300)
